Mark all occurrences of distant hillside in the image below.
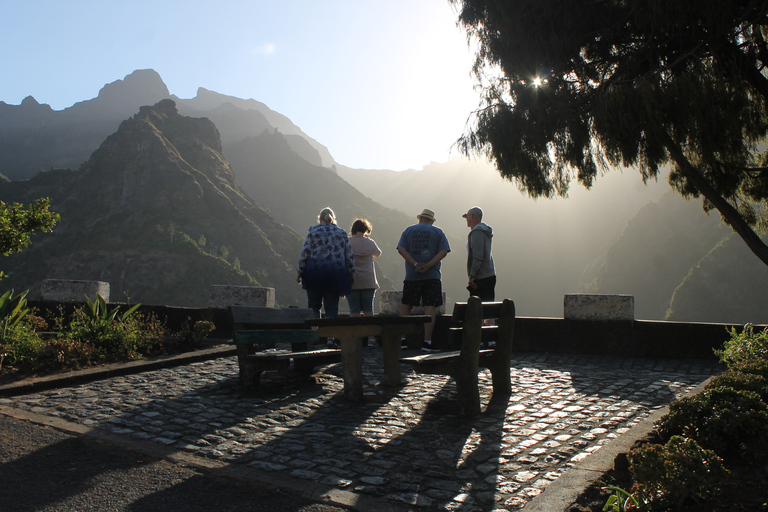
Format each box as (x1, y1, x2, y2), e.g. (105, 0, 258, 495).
(223, 130, 428, 298)
(667, 233, 768, 323)
(578, 192, 768, 323)
(0, 100, 304, 307)
(0, 69, 334, 181)
(338, 159, 669, 317)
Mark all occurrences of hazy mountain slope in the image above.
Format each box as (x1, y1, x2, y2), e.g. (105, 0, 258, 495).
(223, 131, 436, 297)
(576, 190, 768, 324)
(667, 233, 768, 323)
(0, 69, 171, 179)
(173, 87, 334, 166)
(338, 159, 669, 316)
(0, 69, 334, 181)
(0, 100, 304, 307)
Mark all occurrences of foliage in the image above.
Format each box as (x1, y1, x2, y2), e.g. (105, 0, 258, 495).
(715, 323, 768, 367)
(0, 289, 29, 343)
(601, 485, 651, 512)
(656, 387, 768, 456)
(65, 300, 164, 362)
(706, 368, 768, 402)
(0, 314, 45, 370)
(0, 198, 59, 279)
(629, 436, 729, 510)
(450, 0, 768, 266)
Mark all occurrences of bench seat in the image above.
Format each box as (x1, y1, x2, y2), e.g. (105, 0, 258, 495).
(400, 297, 515, 416)
(231, 307, 341, 391)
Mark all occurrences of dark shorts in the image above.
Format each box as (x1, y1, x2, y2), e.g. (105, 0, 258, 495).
(402, 279, 443, 307)
(468, 275, 496, 302)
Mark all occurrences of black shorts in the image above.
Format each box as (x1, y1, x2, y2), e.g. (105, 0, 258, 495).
(468, 275, 496, 302)
(401, 279, 443, 307)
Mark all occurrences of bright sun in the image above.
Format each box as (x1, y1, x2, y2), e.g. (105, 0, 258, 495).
(532, 77, 543, 87)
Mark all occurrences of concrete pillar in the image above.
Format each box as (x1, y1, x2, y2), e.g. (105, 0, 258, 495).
(564, 294, 634, 321)
(208, 285, 275, 308)
(40, 279, 110, 302)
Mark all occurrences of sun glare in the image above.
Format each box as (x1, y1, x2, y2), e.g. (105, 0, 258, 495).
(532, 77, 543, 87)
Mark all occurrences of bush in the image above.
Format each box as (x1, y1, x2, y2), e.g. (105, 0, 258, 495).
(64, 307, 165, 362)
(0, 316, 45, 370)
(706, 369, 768, 402)
(629, 435, 729, 509)
(656, 387, 768, 456)
(715, 323, 768, 367)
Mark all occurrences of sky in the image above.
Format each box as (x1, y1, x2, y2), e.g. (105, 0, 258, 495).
(1, 0, 480, 171)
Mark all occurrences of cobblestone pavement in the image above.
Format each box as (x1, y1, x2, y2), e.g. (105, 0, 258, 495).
(0, 350, 723, 511)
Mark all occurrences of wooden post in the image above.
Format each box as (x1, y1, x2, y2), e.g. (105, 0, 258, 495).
(489, 299, 515, 396)
(455, 296, 482, 417)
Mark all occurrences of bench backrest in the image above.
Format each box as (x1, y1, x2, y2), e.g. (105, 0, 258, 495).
(452, 301, 505, 321)
(231, 306, 315, 329)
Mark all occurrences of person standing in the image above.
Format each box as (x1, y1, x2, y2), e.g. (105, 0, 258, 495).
(397, 208, 451, 351)
(347, 218, 382, 317)
(463, 206, 496, 301)
(297, 207, 354, 319)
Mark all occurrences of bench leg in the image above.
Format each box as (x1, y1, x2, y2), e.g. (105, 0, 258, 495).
(239, 364, 262, 392)
(489, 299, 515, 396)
(455, 297, 483, 417)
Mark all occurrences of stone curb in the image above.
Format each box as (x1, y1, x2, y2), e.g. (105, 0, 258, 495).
(521, 377, 715, 511)
(0, 345, 237, 397)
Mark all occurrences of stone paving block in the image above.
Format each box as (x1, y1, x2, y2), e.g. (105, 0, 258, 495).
(0, 352, 723, 511)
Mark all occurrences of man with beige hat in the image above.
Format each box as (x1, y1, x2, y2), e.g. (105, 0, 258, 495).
(396, 208, 451, 351)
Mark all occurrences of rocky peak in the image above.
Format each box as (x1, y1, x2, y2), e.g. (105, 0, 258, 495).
(96, 69, 170, 104)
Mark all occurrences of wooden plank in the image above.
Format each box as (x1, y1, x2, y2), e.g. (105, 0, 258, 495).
(247, 348, 339, 360)
(451, 301, 505, 321)
(231, 306, 315, 326)
(234, 330, 319, 345)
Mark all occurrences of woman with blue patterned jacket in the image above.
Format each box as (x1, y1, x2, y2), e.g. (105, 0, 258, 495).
(296, 207, 355, 318)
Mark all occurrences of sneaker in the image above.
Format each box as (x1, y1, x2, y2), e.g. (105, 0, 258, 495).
(422, 341, 439, 352)
(487, 341, 497, 349)
(327, 338, 340, 348)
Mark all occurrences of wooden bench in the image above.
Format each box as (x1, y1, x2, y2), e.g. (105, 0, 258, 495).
(231, 306, 341, 392)
(400, 297, 515, 416)
(305, 315, 431, 401)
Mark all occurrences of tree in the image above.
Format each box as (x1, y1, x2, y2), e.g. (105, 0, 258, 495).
(0, 198, 59, 257)
(450, 0, 768, 266)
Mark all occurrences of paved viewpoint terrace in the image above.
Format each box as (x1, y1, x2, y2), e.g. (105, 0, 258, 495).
(0, 349, 721, 511)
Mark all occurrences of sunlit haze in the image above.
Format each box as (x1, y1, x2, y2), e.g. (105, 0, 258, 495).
(0, 0, 478, 171)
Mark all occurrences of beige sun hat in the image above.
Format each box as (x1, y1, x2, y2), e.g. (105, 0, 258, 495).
(417, 208, 436, 221)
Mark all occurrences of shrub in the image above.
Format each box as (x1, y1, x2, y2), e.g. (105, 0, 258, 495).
(706, 370, 768, 402)
(715, 323, 768, 367)
(629, 435, 728, 510)
(0, 316, 45, 370)
(656, 387, 768, 456)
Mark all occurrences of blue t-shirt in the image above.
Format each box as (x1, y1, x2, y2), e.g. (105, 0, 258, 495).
(397, 223, 451, 281)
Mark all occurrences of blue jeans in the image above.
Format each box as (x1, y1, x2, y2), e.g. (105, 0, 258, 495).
(306, 290, 340, 318)
(346, 289, 376, 315)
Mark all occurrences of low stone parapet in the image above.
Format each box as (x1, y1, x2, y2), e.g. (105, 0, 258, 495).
(379, 290, 446, 316)
(40, 279, 110, 302)
(564, 293, 634, 321)
(208, 285, 275, 308)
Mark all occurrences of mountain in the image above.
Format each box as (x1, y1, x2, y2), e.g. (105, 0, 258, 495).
(577, 191, 768, 323)
(2, 69, 766, 322)
(0, 99, 304, 307)
(667, 233, 768, 323)
(0, 69, 334, 181)
(338, 159, 670, 317)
